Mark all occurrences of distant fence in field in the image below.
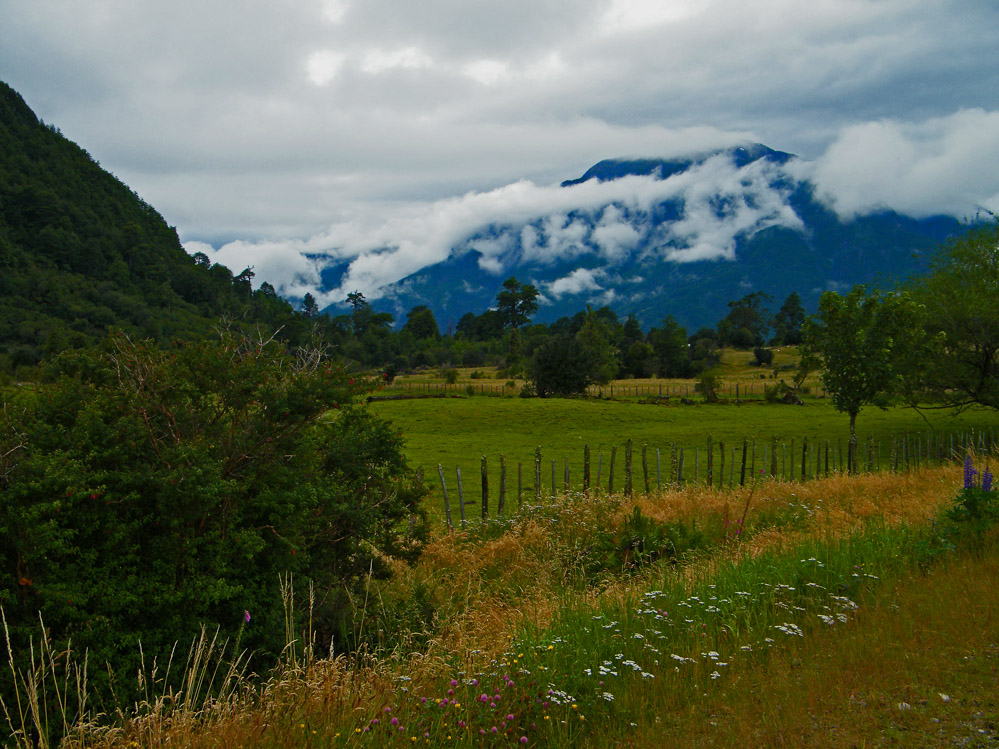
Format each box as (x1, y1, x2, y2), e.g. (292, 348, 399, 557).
(433, 428, 996, 530)
(385, 380, 825, 399)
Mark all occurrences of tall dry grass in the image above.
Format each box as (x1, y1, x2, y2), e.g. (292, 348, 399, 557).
(17, 465, 969, 747)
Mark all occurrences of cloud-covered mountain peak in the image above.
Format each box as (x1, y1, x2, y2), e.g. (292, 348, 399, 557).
(561, 143, 794, 187)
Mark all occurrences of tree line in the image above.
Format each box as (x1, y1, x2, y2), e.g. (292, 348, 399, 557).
(303, 278, 808, 391)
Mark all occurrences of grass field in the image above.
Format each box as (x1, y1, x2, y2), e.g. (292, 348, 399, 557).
(371, 396, 999, 473)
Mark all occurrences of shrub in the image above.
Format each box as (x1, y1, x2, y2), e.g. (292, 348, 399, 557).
(695, 374, 720, 403)
(0, 331, 427, 703)
(752, 346, 774, 366)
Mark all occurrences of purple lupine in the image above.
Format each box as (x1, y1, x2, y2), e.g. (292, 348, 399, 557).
(982, 466, 994, 492)
(964, 455, 978, 489)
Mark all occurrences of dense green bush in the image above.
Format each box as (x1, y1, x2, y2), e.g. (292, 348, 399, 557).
(0, 331, 426, 700)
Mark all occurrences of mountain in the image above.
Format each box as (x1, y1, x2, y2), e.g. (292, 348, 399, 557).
(348, 144, 960, 332)
(0, 80, 307, 376)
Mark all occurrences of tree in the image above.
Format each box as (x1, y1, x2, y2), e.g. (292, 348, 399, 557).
(649, 315, 690, 378)
(718, 292, 772, 348)
(911, 219, 999, 410)
(802, 286, 925, 472)
(495, 277, 539, 329)
(302, 292, 319, 319)
(0, 331, 426, 705)
(402, 305, 440, 341)
(770, 291, 806, 346)
(528, 334, 595, 397)
(575, 307, 619, 384)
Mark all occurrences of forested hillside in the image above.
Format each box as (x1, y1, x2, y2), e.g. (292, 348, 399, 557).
(0, 80, 309, 377)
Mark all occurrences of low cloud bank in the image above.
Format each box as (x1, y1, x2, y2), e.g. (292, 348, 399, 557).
(188, 111, 999, 307)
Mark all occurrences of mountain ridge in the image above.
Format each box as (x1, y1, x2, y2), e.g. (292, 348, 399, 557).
(341, 147, 960, 331)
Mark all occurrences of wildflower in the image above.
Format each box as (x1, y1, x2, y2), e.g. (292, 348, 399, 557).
(964, 455, 978, 489)
(521, 738, 528, 744)
(243, 610, 251, 623)
(983, 467, 994, 492)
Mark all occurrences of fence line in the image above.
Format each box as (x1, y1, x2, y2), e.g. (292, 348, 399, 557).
(434, 427, 997, 528)
(386, 380, 826, 399)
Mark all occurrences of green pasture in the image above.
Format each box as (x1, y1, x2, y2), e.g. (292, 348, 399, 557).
(370, 395, 999, 497)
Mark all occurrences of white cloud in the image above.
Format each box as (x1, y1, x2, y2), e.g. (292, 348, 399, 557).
(804, 109, 999, 219)
(463, 59, 512, 86)
(546, 267, 604, 298)
(186, 150, 807, 303)
(306, 49, 347, 86)
(360, 46, 433, 74)
(3, 0, 999, 306)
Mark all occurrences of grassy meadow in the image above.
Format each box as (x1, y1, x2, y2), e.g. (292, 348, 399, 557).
(7, 351, 999, 747)
(14, 464, 999, 748)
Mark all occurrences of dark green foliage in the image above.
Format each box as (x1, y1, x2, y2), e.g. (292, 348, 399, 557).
(495, 277, 540, 329)
(911, 218, 999, 410)
(528, 334, 595, 397)
(0, 332, 426, 702)
(0, 81, 311, 377)
(802, 285, 925, 468)
(717, 292, 772, 348)
(402, 305, 441, 340)
(771, 291, 806, 345)
(581, 508, 708, 582)
(944, 487, 999, 539)
(752, 346, 774, 366)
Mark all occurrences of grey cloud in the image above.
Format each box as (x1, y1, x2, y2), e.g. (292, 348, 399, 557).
(3, 0, 999, 301)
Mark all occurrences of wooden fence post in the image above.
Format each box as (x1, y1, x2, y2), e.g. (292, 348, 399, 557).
(770, 436, 778, 478)
(678, 448, 685, 485)
(642, 444, 650, 494)
(583, 444, 591, 494)
(739, 438, 748, 487)
(534, 446, 542, 500)
(706, 436, 714, 488)
(457, 467, 466, 526)
(718, 440, 725, 490)
(481, 456, 489, 519)
(625, 439, 633, 497)
(790, 438, 795, 481)
(801, 436, 808, 482)
(670, 442, 678, 488)
(498, 454, 506, 516)
(438, 464, 453, 531)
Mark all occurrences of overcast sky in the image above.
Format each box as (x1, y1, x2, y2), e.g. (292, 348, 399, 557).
(3, 0, 999, 305)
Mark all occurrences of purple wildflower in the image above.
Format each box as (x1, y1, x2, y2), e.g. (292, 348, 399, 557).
(964, 455, 978, 489)
(243, 610, 251, 624)
(983, 467, 994, 492)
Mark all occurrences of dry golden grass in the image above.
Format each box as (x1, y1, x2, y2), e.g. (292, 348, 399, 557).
(68, 466, 967, 748)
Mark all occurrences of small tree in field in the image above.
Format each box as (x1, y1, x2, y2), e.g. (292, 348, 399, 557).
(802, 286, 924, 472)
